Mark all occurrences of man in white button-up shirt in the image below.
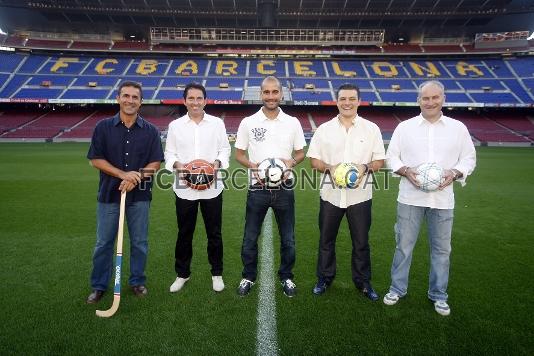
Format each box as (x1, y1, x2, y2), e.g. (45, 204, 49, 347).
(383, 80, 476, 316)
(234, 76, 306, 297)
(307, 84, 385, 301)
(164, 83, 231, 293)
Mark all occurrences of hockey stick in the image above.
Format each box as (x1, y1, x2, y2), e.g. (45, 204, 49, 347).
(96, 191, 126, 318)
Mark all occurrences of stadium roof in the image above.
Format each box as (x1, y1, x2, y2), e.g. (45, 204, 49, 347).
(0, 0, 532, 36)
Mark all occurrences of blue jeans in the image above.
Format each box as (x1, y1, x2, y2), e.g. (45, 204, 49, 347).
(241, 188, 295, 281)
(90, 200, 150, 291)
(389, 203, 454, 301)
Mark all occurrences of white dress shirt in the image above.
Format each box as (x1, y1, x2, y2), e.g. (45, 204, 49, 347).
(307, 115, 386, 208)
(386, 114, 476, 209)
(235, 108, 306, 185)
(164, 112, 231, 200)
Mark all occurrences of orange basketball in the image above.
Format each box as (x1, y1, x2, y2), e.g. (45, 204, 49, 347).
(183, 159, 215, 190)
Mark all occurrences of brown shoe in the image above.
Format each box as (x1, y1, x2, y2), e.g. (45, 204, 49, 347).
(86, 290, 105, 304)
(131, 285, 148, 297)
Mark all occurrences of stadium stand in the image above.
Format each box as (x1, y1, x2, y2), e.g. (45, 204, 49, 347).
(0, 109, 43, 135)
(454, 111, 530, 143)
(69, 41, 111, 50)
(1, 52, 531, 106)
(486, 111, 534, 140)
(2, 108, 92, 139)
(56, 109, 115, 140)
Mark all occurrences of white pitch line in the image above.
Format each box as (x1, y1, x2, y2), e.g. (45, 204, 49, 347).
(256, 208, 279, 356)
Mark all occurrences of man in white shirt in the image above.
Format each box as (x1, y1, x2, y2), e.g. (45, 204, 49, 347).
(234, 76, 306, 297)
(164, 83, 231, 293)
(307, 84, 385, 301)
(383, 80, 476, 316)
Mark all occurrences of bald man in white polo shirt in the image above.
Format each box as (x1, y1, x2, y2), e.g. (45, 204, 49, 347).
(383, 80, 476, 316)
(234, 76, 306, 297)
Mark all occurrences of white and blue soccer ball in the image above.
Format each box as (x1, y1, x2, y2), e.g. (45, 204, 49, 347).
(415, 162, 444, 192)
(258, 158, 287, 187)
(333, 163, 359, 188)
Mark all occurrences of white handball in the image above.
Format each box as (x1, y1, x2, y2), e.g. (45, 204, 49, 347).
(257, 158, 287, 187)
(415, 163, 444, 192)
(333, 163, 359, 188)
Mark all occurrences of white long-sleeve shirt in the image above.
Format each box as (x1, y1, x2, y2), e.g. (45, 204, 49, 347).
(386, 114, 476, 209)
(164, 112, 231, 200)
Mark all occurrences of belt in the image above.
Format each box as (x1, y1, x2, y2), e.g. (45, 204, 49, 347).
(250, 179, 294, 190)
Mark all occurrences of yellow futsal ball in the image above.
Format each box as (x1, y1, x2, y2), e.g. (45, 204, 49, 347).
(333, 163, 359, 188)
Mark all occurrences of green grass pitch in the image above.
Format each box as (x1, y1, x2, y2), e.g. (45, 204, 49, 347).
(0, 143, 533, 355)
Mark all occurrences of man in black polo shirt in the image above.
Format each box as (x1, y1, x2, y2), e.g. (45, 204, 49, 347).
(86, 81, 164, 304)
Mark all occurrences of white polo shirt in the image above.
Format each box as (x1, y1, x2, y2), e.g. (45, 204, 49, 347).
(386, 114, 476, 209)
(307, 115, 386, 208)
(235, 108, 306, 184)
(164, 112, 231, 200)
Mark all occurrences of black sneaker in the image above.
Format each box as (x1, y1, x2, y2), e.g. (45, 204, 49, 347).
(281, 279, 297, 297)
(359, 284, 379, 301)
(237, 278, 254, 296)
(312, 278, 329, 295)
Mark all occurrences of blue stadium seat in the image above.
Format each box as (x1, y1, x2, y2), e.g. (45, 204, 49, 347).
(507, 58, 533, 77)
(329, 79, 372, 90)
(413, 79, 461, 90)
(484, 59, 514, 77)
(122, 76, 160, 87)
(379, 91, 418, 103)
(373, 79, 416, 90)
(162, 77, 204, 87)
(291, 91, 332, 101)
(61, 89, 110, 99)
(73, 76, 118, 86)
(18, 55, 48, 74)
(444, 93, 473, 103)
(290, 78, 330, 89)
(14, 88, 63, 99)
(27, 76, 74, 86)
(0, 53, 25, 73)
(206, 90, 243, 100)
(502, 80, 533, 103)
(458, 79, 504, 90)
(469, 92, 520, 104)
(0, 75, 29, 98)
(205, 78, 245, 88)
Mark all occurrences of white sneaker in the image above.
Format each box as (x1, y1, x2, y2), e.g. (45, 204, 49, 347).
(383, 292, 400, 306)
(434, 300, 451, 316)
(212, 276, 225, 292)
(169, 277, 190, 293)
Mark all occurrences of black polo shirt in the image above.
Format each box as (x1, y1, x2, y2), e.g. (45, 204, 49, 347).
(87, 113, 164, 203)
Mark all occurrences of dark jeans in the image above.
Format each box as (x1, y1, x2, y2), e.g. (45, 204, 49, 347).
(317, 198, 373, 288)
(241, 187, 295, 281)
(174, 194, 223, 278)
